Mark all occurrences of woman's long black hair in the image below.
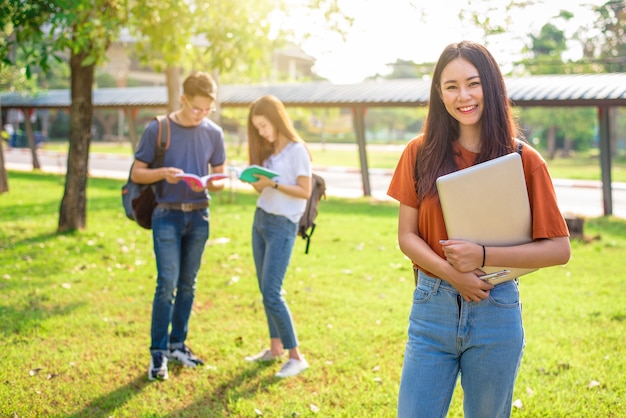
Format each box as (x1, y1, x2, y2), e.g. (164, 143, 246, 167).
(414, 41, 522, 200)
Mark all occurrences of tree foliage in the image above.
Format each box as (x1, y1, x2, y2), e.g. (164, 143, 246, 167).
(126, 0, 351, 85)
(0, 1, 59, 75)
(580, 0, 626, 72)
(379, 59, 433, 80)
(455, 0, 534, 47)
(521, 22, 570, 75)
(1, 0, 351, 232)
(517, 18, 597, 157)
(2, 1, 128, 231)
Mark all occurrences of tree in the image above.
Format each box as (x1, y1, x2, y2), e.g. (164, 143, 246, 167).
(576, 1, 626, 156)
(522, 22, 568, 74)
(518, 18, 597, 158)
(580, 0, 626, 72)
(0, 1, 55, 194)
(0, 68, 39, 193)
(455, 0, 535, 54)
(1, 0, 127, 231)
(2, 0, 350, 232)
(381, 59, 433, 80)
(126, 0, 281, 129)
(126, 0, 350, 117)
(520, 22, 567, 159)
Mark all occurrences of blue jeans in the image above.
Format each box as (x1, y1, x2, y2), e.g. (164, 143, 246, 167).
(397, 270, 525, 418)
(252, 208, 299, 349)
(150, 207, 209, 352)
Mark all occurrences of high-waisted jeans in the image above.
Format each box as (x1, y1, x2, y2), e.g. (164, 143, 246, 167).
(397, 269, 525, 418)
(251, 208, 299, 349)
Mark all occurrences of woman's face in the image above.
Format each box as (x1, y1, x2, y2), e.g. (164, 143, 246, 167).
(252, 115, 276, 143)
(439, 57, 484, 129)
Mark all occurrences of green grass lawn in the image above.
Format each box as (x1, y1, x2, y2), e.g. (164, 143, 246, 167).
(41, 140, 626, 183)
(1, 171, 625, 417)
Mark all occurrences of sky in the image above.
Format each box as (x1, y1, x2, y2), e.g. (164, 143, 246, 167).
(286, 0, 606, 84)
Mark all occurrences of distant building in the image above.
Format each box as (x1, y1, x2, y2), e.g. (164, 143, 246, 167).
(271, 44, 317, 82)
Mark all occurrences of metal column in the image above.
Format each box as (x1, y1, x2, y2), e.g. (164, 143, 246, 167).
(352, 106, 371, 196)
(598, 106, 613, 216)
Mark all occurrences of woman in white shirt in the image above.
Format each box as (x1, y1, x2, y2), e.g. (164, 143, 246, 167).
(242, 95, 312, 378)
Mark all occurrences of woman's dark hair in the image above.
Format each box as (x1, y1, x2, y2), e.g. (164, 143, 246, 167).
(247, 95, 308, 166)
(415, 41, 521, 199)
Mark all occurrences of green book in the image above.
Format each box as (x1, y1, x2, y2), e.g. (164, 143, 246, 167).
(238, 165, 280, 183)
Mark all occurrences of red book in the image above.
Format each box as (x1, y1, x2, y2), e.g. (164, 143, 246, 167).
(175, 172, 229, 189)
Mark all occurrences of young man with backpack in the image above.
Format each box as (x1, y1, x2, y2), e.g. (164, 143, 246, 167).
(130, 72, 226, 381)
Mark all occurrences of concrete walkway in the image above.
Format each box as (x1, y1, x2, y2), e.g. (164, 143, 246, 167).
(4, 145, 626, 218)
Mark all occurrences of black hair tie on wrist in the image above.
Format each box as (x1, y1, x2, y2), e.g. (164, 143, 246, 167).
(481, 245, 486, 268)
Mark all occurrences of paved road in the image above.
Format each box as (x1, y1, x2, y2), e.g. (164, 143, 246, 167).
(4, 146, 626, 219)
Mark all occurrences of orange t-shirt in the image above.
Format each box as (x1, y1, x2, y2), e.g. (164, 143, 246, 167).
(387, 136, 569, 276)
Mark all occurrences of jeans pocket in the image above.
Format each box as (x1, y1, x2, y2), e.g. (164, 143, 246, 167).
(413, 283, 433, 304)
(152, 207, 170, 221)
(488, 281, 520, 308)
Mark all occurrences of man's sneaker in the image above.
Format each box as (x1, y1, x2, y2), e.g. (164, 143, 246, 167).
(275, 357, 309, 378)
(245, 349, 283, 363)
(168, 344, 205, 368)
(148, 352, 169, 381)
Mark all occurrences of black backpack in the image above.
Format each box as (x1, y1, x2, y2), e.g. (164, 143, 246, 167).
(298, 172, 326, 254)
(121, 115, 170, 229)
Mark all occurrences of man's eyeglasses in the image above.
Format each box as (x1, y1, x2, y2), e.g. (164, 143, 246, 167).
(183, 95, 216, 114)
(190, 105, 216, 114)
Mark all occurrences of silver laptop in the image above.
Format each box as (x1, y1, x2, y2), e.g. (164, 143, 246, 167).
(436, 152, 537, 284)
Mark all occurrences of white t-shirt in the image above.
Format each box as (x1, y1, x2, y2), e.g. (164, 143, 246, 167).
(256, 141, 312, 223)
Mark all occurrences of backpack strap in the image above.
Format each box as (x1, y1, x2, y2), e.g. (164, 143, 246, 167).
(154, 115, 171, 164)
(515, 139, 523, 156)
(152, 115, 171, 198)
(303, 224, 315, 254)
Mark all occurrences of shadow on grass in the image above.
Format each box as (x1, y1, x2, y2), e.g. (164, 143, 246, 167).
(0, 301, 85, 338)
(0, 229, 96, 339)
(0, 229, 100, 289)
(170, 362, 280, 416)
(64, 374, 151, 418)
(60, 363, 278, 417)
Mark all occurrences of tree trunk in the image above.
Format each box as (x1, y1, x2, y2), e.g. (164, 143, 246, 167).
(166, 65, 180, 113)
(125, 107, 138, 151)
(0, 140, 8, 194)
(211, 69, 221, 125)
(0, 109, 8, 194)
(547, 124, 557, 160)
(92, 111, 116, 140)
(562, 137, 572, 158)
(57, 51, 95, 232)
(24, 109, 41, 169)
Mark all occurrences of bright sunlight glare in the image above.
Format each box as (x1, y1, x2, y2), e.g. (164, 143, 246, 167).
(282, 0, 606, 84)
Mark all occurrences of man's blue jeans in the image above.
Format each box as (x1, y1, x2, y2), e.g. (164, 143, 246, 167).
(397, 270, 525, 418)
(150, 207, 209, 353)
(252, 208, 299, 349)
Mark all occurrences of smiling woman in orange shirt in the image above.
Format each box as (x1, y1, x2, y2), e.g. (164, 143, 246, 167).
(387, 41, 570, 418)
